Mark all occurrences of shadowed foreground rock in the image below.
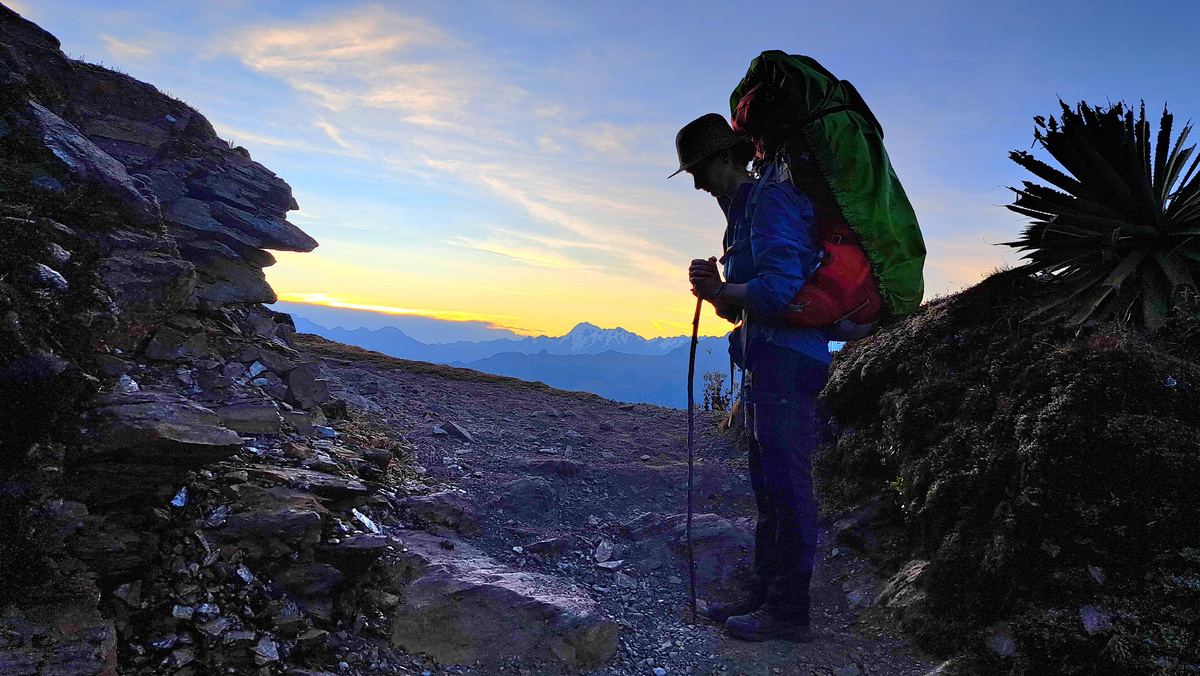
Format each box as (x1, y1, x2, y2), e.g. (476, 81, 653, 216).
(388, 531, 619, 670)
(619, 511, 755, 596)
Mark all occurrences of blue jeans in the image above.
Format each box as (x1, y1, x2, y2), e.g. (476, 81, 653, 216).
(743, 340, 827, 612)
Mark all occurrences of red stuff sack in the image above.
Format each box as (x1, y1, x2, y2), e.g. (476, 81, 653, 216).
(785, 204, 882, 329)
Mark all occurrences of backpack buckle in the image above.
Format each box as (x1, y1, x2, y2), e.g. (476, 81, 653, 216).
(830, 234, 843, 245)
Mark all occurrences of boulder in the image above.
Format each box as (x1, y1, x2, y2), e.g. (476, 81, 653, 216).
(387, 531, 618, 670)
(285, 363, 330, 410)
(399, 492, 481, 534)
(275, 563, 342, 621)
(619, 512, 755, 593)
(491, 477, 557, 521)
(219, 508, 323, 559)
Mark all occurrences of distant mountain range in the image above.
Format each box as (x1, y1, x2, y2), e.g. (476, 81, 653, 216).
(289, 316, 734, 408)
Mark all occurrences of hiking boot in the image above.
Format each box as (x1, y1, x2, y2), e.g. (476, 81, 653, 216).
(697, 596, 764, 623)
(725, 607, 812, 642)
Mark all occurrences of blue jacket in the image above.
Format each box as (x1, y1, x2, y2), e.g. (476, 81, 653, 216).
(719, 178, 830, 366)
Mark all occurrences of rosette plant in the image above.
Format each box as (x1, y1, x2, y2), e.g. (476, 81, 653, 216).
(1005, 101, 1200, 329)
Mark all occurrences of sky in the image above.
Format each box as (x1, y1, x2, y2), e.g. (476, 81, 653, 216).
(13, 0, 1200, 338)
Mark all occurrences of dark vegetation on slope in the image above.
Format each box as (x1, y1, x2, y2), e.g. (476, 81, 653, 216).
(817, 267, 1200, 675)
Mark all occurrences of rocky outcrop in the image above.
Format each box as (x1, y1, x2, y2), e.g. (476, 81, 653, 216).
(0, 7, 639, 675)
(0, 5, 358, 674)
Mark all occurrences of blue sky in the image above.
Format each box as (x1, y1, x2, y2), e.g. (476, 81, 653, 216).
(13, 0, 1200, 337)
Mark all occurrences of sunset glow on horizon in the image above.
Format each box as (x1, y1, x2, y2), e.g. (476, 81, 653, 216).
(20, 1, 1199, 339)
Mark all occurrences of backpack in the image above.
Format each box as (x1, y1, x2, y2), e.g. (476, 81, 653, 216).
(739, 154, 883, 341)
(730, 51, 927, 329)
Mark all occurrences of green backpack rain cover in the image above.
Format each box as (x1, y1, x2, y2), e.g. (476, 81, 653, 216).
(730, 51, 926, 317)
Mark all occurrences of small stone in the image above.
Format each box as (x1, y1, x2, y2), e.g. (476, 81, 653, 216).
(168, 648, 195, 667)
(253, 636, 279, 663)
(351, 508, 382, 534)
(198, 617, 233, 638)
(236, 566, 255, 583)
(1080, 606, 1113, 634)
(248, 362, 267, 377)
(640, 455, 651, 461)
(195, 603, 220, 621)
(172, 605, 194, 620)
(432, 426, 449, 437)
(26, 263, 69, 291)
(653, 668, 667, 676)
(1089, 566, 1105, 585)
(596, 560, 623, 570)
(595, 539, 614, 562)
(441, 420, 474, 442)
(315, 425, 338, 438)
(116, 374, 140, 393)
(170, 487, 189, 507)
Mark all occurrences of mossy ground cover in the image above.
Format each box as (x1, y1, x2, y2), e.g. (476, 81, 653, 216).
(817, 268, 1200, 675)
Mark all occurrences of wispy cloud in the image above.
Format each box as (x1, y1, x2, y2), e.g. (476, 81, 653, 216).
(4, 0, 34, 18)
(278, 293, 534, 334)
(100, 33, 152, 61)
(222, 4, 697, 291)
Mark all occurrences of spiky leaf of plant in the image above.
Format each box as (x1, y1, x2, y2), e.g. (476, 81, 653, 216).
(1004, 100, 1200, 330)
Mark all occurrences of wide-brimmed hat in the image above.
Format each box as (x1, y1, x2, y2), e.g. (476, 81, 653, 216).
(668, 113, 749, 178)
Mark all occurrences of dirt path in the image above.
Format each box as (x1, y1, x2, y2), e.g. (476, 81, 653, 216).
(300, 336, 941, 676)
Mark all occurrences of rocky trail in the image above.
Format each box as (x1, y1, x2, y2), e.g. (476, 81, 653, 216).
(290, 335, 944, 676)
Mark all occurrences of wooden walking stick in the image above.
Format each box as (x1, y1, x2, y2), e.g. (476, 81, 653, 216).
(686, 295, 702, 623)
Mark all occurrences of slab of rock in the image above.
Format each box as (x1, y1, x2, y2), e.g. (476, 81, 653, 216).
(491, 477, 557, 521)
(217, 399, 283, 436)
(90, 391, 241, 464)
(387, 531, 618, 670)
(242, 465, 369, 502)
(219, 508, 323, 559)
(25, 100, 159, 224)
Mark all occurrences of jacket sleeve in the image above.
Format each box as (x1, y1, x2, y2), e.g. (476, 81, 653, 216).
(745, 183, 820, 312)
